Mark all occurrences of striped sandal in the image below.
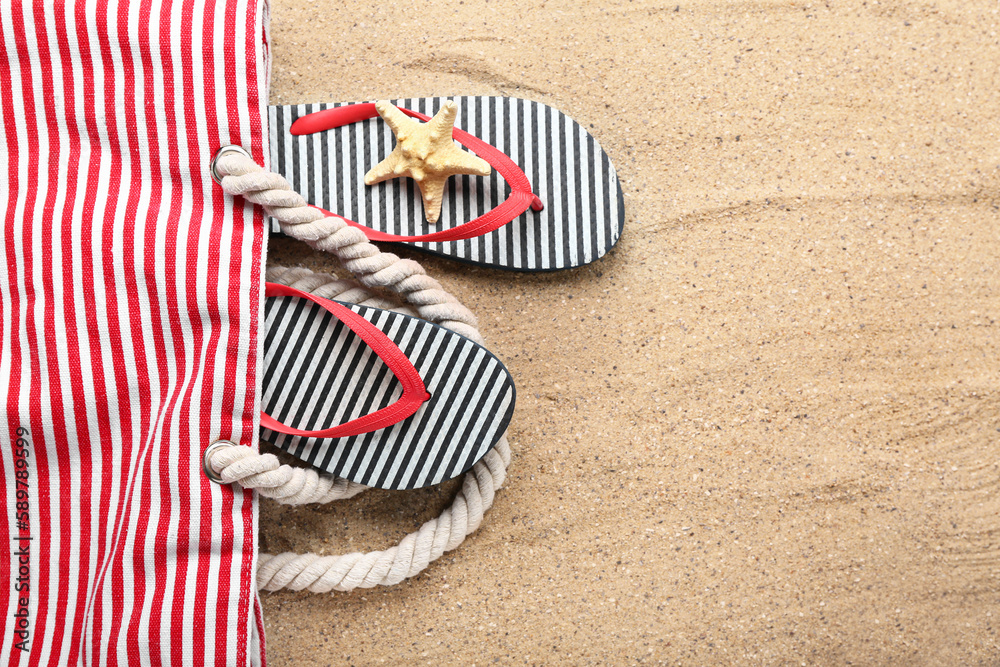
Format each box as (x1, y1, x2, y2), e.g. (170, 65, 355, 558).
(260, 281, 515, 490)
(213, 147, 516, 589)
(268, 96, 625, 271)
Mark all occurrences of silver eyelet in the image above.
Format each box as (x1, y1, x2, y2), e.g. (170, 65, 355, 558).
(203, 439, 238, 484)
(210, 145, 252, 185)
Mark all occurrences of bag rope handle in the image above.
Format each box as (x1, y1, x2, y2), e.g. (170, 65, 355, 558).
(211, 146, 482, 341)
(209, 151, 513, 592)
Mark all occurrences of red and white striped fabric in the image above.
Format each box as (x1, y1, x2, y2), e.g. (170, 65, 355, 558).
(0, 1, 269, 664)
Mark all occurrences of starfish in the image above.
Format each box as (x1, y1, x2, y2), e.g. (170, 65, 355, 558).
(365, 100, 491, 225)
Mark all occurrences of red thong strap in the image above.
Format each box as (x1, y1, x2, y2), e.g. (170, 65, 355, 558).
(261, 282, 430, 439)
(290, 103, 544, 243)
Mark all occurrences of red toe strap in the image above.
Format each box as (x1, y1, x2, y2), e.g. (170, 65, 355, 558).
(290, 103, 544, 243)
(261, 282, 430, 439)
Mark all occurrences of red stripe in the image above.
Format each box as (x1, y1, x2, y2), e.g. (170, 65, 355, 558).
(194, 1, 220, 658)
(104, 0, 151, 658)
(213, 3, 243, 661)
(86, 0, 134, 658)
(255, 595, 268, 666)
(48, 4, 94, 663)
(0, 3, 25, 658)
(67, 1, 114, 659)
(126, 0, 171, 658)
(173, 0, 206, 660)
(5, 6, 41, 662)
(147, 0, 190, 658)
(237, 2, 269, 661)
(23, 2, 64, 663)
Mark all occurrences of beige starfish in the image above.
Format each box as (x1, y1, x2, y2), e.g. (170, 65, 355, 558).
(364, 100, 491, 225)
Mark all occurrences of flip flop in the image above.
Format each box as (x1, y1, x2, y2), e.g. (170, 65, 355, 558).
(267, 96, 625, 272)
(261, 282, 516, 490)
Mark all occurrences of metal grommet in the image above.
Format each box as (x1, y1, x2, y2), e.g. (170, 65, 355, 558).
(210, 145, 252, 185)
(203, 439, 238, 484)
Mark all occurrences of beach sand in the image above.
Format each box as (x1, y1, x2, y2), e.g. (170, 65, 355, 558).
(259, 0, 1000, 663)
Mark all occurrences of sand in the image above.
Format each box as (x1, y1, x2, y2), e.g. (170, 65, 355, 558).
(258, 0, 1000, 663)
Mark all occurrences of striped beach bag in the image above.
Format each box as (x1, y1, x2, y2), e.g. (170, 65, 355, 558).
(0, 0, 269, 662)
(1, 1, 516, 663)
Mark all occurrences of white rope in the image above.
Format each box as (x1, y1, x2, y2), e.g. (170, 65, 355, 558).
(215, 152, 483, 344)
(209, 441, 367, 504)
(211, 151, 512, 592)
(255, 441, 510, 592)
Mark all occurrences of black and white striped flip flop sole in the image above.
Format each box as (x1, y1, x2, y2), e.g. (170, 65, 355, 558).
(268, 96, 625, 272)
(261, 293, 515, 489)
